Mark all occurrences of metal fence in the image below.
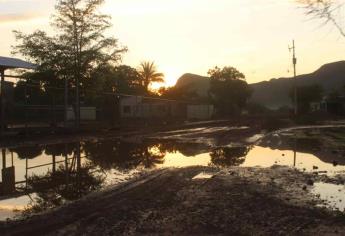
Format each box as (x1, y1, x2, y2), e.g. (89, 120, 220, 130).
(1, 79, 210, 134)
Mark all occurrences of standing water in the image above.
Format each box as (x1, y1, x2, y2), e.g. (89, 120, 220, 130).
(1, 128, 345, 219)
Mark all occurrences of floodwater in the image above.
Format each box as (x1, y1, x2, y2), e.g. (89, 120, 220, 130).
(1, 130, 345, 220)
(312, 182, 345, 212)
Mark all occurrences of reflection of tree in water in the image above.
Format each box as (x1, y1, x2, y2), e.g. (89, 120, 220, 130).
(83, 140, 165, 171)
(44, 143, 76, 157)
(289, 137, 322, 153)
(141, 145, 165, 169)
(210, 146, 251, 167)
(260, 132, 323, 153)
(158, 142, 209, 157)
(24, 163, 105, 215)
(9, 145, 44, 159)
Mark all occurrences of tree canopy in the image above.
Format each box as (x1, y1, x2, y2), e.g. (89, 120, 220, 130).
(208, 66, 252, 116)
(138, 61, 165, 91)
(13, 0, 127, 88)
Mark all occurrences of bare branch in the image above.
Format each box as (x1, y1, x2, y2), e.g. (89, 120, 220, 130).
(297, 0, 345, 37)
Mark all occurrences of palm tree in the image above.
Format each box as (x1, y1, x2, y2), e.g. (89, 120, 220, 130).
(138, 61, 165, 91)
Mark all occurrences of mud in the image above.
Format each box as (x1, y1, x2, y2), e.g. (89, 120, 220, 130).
(2, 124, 345, 235)
(1, 166, 344, 235)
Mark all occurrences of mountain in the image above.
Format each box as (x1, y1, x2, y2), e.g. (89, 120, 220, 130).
(174, 61, 345, 109)
(250, 61, 345, 109)
(175, 73, 210, 97)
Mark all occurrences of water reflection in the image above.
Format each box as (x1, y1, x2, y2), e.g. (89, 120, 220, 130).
(259, 131, 345, 170)
(84, 140, 166, 170)
(1, 133, 345, 219)
(312, 182, 345, 212)
(24, 163, 104, 215)
(210, 146, 251, 167)
(9, 146, 44, 160)
(0, 140, 213, 219)
(0, 143, 106, 217)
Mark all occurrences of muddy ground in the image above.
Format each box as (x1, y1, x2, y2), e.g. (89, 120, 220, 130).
(2, 124, 345, 235)
(0, 119, 264, 149)
(1, 166, 344, 235)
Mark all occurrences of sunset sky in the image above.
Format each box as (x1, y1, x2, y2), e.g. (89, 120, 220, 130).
(1, 0, 345, 86)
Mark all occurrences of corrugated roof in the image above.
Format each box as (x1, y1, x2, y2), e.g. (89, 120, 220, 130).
(0, 56, 37, 70)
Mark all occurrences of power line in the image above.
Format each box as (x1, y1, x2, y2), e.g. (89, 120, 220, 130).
(10, 80, 193, 104)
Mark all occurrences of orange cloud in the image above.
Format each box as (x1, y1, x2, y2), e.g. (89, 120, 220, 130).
(0, 12, 42, 23)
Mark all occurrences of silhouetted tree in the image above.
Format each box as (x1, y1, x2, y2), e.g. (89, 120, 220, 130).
(138, 61, 165, 91)
(159, 86, 202, 101)
(13, 0, 127, 100)
(208, 66, 252, 116)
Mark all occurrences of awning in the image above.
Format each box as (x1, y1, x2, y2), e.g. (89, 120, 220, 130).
(0, 56, 37, 70)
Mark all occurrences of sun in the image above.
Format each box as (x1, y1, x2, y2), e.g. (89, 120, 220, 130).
(161, 67, 183, 87)
(149, 68, 182, 92)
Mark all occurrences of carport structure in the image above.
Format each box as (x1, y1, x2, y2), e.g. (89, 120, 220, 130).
(0, 56, 37, 135)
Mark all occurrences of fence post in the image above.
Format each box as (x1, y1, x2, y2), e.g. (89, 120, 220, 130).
(64, 76, 68, 128)
(51, 91, 56, 132)
(0, 69, 5, 135)
(24, 82, 28, 136)
(75, 77, 80, 129)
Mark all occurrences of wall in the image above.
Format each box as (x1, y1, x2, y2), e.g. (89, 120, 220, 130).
(187, 105, 214, 120)
(67, 107, 97, 121)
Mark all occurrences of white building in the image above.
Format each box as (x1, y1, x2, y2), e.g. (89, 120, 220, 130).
(120, 96, 214, 120)
(187, 105, 214, 120)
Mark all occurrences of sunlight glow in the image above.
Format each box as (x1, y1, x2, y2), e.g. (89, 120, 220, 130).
(1, 0, 345, 85)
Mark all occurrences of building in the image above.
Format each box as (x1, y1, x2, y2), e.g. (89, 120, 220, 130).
(0, 56, 36, 133)
(187, 104, 214, 120)
(310, 95, 345, 116)
(119, 96, 214, 120)
(120, 96, 185, 119)
(66, 107, 97, 121)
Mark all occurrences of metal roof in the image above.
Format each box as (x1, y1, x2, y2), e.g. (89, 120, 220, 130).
(0, 56, 37, 70)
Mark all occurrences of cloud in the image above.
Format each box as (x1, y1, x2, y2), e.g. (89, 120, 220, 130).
(0, 12, 43, 23)
(0, 0, 53, 23)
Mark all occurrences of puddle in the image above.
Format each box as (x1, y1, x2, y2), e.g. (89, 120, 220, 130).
(192, 172, 214, 180)
(312, 182, 345, 212)
(241, 146, 345, 174)
(2, 128, 345, 219)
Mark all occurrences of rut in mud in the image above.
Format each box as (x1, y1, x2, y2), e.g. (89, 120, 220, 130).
(1, 166, 344, 235)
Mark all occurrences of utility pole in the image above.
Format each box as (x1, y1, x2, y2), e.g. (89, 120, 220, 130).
(289, 40, 298, 116)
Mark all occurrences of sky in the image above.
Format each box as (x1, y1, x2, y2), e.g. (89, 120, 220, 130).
(1, 0, 345, 87)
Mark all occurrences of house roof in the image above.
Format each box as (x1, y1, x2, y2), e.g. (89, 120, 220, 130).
(0, 56, 37, 70)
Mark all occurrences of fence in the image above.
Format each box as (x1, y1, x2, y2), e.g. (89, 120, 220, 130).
(0, 79, 214, 134)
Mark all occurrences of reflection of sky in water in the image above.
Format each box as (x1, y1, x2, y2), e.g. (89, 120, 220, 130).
(0, 151, 76, 183)
(155, 146, 345, 175)
(1, 140, 345, 220)
(157, 151, 211, 168)
(242, 146, 345, 174)
(312, 182, 345, 212)
(0, 195, 35, 221)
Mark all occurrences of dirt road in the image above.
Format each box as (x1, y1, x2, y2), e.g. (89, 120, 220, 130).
(1, 166, 344, 235)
